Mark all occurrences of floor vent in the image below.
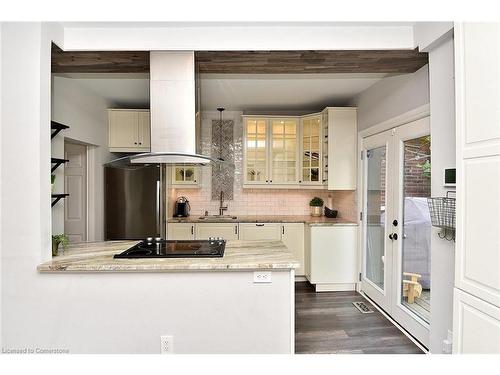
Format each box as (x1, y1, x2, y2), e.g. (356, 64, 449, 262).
(352, 301, 374, 314)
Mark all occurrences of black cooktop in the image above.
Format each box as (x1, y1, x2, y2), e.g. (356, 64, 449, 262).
(114, 238, 226, 259)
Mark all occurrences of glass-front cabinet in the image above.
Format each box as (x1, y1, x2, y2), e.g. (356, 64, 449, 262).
(300, 115, 322, 185)
(171, 166, 200, 188)
(244, 118, 268, 184)
(243, 108, 355, 189)
(270, 119, 298, 184)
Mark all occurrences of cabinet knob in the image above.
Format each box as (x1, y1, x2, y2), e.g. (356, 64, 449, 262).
(139, 142, 142, 145)
(134, 142, 137, 145)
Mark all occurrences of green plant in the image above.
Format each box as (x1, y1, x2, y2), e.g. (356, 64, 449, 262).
(184, 168, 194, 178)
(51, 174, 56, 184)
(52, 234, 69, 249)
(309, 197, 324, 207)
(417, 159, 431, 179)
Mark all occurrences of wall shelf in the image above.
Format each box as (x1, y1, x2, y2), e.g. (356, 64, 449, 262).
(51, 157, 69, 173)
(51, 193, 69, 207)
(51, 121, 69, 139)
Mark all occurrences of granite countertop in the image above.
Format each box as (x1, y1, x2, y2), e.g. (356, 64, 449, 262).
(168, 215, 357, 226)
(37, 240, 299, 273)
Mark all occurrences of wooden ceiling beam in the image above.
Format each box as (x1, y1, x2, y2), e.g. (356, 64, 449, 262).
(51, 44, 428, 74)
(195, 50, 428, 74)
(51, 44, 150, 73)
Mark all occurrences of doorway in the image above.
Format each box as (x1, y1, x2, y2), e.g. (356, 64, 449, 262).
(360, 117, 431, 347)
(64, 141, 88, 242)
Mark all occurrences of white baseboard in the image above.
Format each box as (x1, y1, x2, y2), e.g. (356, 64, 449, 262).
(315, 283, 356, 292)
(294, 276, 307, 282)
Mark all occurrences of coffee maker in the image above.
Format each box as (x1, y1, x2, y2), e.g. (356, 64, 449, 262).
(173, 196, 191, 217)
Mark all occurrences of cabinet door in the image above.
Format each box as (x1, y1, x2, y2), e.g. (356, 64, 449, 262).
(195, 223, 239, 240)
(109, 110, 138, 149)
(310, 226, 358, 284)
(239, 223, 281, 241)
(171, 166, 199, 187)
(167, 223, 195, 240)
(196, 223, 238, 241)
(327, 108, 357, 190)
(244, 118, 268, 184)
(269, 119, 299, 184)
(282, 223, 305, 276)
(137, 111, 151, 150)
(453, 288, 500, 353)
(300, 115, 322, 185)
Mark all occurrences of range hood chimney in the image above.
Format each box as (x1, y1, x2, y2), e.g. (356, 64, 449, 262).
(130, 51, 220, 165)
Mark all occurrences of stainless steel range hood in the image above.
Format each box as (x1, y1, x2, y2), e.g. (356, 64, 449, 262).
(129, 51, 223, 166)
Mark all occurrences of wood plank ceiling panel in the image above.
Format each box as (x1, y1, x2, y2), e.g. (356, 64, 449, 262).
(51, 44, 150, 73)
(195, 50, 428, 74)
(51, 44, 428, 74)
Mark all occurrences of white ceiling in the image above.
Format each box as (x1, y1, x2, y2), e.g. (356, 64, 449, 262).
(56, 73, 150, 108)
(58, 72, 389, 112)
(200, 73, 388, 113)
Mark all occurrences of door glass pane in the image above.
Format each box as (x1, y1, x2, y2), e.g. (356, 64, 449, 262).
(365, 146, 387, 290)
(401, 135, 431, 323)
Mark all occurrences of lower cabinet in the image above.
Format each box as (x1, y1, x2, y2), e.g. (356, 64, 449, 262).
(239, 223, 282, 241)
(176, 222, 304, 277)
(195, 223, 239, 240)
(306, 225, 358, 291)
(453, 288, 500, 353)
(167, 223, 195, 240)
(281, 223, 305, 276)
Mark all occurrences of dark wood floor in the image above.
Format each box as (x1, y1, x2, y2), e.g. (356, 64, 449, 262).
(295, 282, 424, 354)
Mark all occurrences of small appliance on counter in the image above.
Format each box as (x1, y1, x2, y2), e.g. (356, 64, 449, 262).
(114, 237, 226, 258)
(324, 207, 338, 218)
(173, 196, 191, 217)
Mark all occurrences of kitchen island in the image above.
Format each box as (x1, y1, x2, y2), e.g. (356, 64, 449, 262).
(37, 240, 298, 354)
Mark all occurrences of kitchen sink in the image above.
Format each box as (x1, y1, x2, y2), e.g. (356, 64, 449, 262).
(198, 215, 238, 220)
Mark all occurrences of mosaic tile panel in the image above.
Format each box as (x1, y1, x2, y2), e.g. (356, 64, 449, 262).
(211, 119, 234, 200)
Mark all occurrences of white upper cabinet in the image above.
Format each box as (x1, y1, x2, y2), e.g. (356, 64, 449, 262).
(270, 118, 299, 184)
(242, 108, 356, 190)
(300, 115, 323, 186)
(325, 107, 357, 190)
(108, 109, 151, 153)
(170, 166, 200, 188)
(244, 118, 269, 184)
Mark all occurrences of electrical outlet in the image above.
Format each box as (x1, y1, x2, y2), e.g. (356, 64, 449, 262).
(253, 271, 272, 283)
(160, 335, 174, 354)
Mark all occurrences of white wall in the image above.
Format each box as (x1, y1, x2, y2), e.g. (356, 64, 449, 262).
(350, 65, 430, 131)
(428, 35, 456, 354)
(51, 76, 112, 240)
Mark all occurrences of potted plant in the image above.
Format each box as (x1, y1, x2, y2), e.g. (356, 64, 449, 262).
(309, 197, 324, 217)
(52, 234, 69, 256)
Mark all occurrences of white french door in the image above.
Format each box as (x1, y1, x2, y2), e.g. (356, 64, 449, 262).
(361, 117, 431, 348)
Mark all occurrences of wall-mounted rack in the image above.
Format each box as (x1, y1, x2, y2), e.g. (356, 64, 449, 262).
(51, 121, 69, 139)
(51, 157, 69, 173)
(51, 193, 69, 207)
(427, 191, 456, 241)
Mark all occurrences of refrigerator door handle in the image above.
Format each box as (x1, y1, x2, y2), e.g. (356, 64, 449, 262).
(156, 180, 161, 236)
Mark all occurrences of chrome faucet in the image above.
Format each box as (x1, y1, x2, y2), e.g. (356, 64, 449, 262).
(219, 191, 228, 216)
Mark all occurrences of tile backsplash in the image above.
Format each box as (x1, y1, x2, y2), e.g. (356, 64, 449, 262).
(170, 111, 357, 221)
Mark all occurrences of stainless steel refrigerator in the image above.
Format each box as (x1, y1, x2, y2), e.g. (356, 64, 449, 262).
(105, 163, 165, 240)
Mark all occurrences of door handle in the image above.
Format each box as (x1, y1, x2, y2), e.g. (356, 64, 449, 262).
(392, 219, 398, 227)
(389, 233, 398, 240)
(256, 224, 265, 227)
(389, 233, 393, 240)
